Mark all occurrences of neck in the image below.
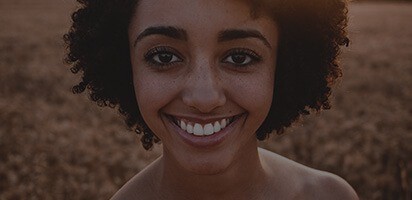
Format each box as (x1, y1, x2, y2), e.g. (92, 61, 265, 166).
(156, 144, 269, 199)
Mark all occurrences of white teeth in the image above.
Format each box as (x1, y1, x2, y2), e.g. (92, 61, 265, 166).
(180, 121, 187, 130)
(187, 124, 194, 134)
(220, 119, 227, 129)
(174, 116, 235, 136)
(204, 123, 214, 135)
(213, 121, 221, 133)
(193, 123, 203, 136)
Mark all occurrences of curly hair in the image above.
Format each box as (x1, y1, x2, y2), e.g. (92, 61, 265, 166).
(64, 0, 349, 150)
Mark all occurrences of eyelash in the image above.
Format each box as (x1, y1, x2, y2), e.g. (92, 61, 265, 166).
(222, 48, 262, 67)
(144, 46, 183, 68)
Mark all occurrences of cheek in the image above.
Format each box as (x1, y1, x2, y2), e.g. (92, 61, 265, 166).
(132, 70, 175, 131)
(228, 71, 274, 123)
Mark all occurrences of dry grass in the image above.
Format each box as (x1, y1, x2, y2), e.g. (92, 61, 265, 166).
(0, 1, 411, 199)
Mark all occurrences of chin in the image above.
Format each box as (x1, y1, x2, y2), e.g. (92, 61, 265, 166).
(169, 141, 243, 176)
(180, 157, 233, 175)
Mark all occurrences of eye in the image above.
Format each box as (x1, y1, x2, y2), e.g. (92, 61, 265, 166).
(224, 54, 252, 65)
(222, 49, 261, 66)
(152, 53, 181, 64)
(144, 46, 183, 66)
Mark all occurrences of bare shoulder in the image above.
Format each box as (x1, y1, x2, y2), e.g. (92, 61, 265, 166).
(258, 148, 358, 200)
(110, 157, 161, 200)
(299, 170, 359, 200)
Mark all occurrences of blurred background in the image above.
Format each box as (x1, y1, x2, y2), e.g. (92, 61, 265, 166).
(0, 0, 411, 199)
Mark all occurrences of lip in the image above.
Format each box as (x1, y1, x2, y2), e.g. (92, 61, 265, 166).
(168, 115, 235, 125)
(163, 113, 246, 148)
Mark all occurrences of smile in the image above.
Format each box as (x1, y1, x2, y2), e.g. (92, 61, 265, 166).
(167, 114, 242, 137)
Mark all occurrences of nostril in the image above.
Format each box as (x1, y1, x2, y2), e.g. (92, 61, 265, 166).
(182, 87, 226, 113)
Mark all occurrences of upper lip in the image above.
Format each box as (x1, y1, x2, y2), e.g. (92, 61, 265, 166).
(164, 113, 244, 124)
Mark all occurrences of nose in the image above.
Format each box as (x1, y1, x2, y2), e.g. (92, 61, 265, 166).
(182, 63, 226, 113)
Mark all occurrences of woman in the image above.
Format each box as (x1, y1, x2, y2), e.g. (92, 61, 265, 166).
(65, 0, 358, 199)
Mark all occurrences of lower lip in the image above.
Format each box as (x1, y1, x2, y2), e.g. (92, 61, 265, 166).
(166, 114, 245, 148)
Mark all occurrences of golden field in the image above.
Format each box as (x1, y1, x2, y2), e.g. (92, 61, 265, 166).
(0, 1, 411, 199)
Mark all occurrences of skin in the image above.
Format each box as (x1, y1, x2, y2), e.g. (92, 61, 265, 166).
(111, 0, 359, 199)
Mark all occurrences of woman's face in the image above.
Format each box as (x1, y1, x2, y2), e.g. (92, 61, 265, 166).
(129, 0, 279, 174)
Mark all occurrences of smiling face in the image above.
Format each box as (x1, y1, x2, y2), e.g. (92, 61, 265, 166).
(129, 0, 279, 174)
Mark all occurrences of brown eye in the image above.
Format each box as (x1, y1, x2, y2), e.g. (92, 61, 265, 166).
(223, 53, 253, 66)
(231, 54, 248, 64)
(152, 53, 181, 64)
(222, 48, 261, 67)
(156, 53, 175, 63)
(144, 46, 183, 67)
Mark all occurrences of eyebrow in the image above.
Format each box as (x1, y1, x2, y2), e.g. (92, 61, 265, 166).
(134, 26, 188, 46)
(218, 29, 272, 49)
(134, 26, 272, 49)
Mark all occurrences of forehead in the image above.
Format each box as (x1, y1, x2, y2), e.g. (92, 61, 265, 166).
(130, 0, 276, 34)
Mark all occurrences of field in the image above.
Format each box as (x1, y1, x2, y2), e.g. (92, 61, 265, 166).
(0, 1, 411, 199)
